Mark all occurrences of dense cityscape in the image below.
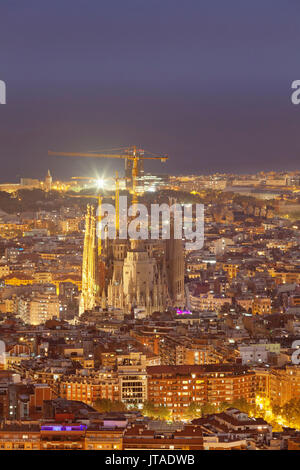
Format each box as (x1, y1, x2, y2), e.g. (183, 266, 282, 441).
(2, 0, 300, 460)
(1, 165, 300, 450)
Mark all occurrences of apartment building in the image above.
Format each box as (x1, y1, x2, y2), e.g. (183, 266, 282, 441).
(147, 364, 256, 418)
(59, 372, 119, 405)
(18, 293, 60, 325)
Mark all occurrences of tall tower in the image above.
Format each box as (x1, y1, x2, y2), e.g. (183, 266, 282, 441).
(166, 214, 185, 307)
(79, 205, 99, 315)
(45, 169, 52, 192)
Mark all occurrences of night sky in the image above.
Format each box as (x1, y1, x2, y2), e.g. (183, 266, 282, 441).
(0, 0, 300, 182)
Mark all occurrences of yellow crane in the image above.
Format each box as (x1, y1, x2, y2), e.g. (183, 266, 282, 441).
(49, 145, 168, 203)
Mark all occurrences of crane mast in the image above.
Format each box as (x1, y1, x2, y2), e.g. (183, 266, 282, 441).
(49, 145, 168, 203)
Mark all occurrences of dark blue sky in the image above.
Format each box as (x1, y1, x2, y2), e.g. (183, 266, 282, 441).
(0, 0, 300, 181)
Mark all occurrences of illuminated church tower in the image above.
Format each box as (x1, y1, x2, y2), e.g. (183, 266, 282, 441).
(79, 205, 99, 314)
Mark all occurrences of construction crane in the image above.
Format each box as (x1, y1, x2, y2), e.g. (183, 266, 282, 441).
(49, 145, 168, 203)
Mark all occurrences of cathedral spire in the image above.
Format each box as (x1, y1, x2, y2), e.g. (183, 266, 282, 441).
(79, 204, 99, 314)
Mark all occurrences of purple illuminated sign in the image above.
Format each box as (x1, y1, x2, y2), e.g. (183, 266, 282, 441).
(41, 425, 87, 431)
(176, 309, 192, 315)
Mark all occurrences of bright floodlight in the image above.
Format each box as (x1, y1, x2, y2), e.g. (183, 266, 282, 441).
(97, 178, 104, 189)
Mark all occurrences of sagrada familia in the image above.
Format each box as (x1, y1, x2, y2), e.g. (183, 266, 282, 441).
(79, 204, 185, 316)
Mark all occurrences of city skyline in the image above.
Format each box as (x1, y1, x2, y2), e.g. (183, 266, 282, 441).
(1, 0, 300, 181)
(2, 0, 300, 456)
